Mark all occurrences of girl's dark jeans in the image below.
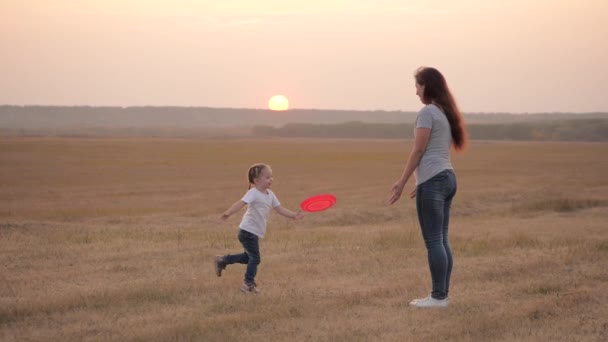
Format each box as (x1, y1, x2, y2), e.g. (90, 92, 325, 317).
(223, 229, 261, 284)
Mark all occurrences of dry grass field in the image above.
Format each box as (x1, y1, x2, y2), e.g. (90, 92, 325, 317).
(1, 137, 607, 341)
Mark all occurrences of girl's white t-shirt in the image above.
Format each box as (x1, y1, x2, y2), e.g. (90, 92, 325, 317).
(239, 188, 280, 238)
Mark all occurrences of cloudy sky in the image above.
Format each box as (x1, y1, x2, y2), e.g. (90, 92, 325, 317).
(1, 0, 607, 112)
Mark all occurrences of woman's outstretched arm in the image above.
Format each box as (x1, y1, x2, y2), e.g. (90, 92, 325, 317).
(389, 127, 431, 204)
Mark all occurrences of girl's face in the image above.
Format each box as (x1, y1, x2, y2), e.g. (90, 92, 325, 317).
(254, 167, 273, 190)
(415, 82, 425, 104)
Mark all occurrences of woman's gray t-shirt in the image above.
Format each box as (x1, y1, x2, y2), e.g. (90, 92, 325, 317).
(414, 104, 453, 185)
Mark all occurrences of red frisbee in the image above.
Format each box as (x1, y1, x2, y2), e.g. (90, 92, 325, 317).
(300, 194, 337, 212)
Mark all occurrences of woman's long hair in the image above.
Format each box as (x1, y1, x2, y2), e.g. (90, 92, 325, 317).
(415, 67, 467, 151)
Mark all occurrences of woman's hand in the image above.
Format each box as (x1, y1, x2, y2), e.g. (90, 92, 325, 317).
(389, 180, 406, 205)
(409, 187, 417, 199)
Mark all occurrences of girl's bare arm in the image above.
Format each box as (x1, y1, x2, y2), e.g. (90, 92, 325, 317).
(221, 200, 246, 220)
(274, 206, 304, 220)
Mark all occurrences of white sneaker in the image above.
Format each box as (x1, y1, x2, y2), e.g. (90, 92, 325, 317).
(408, 294, 432, 305)
(409, 296, 449, 308)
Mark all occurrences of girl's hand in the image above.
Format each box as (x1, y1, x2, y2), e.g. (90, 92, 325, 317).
(409, 187, 417, 199)
(388, 180, 406, 205)
(221, 212, 230, 220)
(294, 210, 304, 220)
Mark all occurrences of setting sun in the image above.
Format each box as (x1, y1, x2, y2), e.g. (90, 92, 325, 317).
(268, 95, 289, 111)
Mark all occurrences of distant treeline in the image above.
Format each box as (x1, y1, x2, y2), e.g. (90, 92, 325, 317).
(2, 105, 608, 129)
(2, 106, 608, 141)
(253, 119, 608, 141)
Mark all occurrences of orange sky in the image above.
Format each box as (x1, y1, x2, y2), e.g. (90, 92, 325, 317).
(1, 0, 607, 112)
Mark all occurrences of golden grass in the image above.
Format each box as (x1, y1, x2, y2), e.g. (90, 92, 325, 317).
(1, 137, 607, 341)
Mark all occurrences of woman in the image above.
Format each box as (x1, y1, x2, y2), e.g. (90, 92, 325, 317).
(389, 67, 467, 308)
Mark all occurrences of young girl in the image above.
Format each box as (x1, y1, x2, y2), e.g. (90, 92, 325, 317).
(215, 163, 303, 293)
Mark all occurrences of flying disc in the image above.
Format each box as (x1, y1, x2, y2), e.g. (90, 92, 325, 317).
(300, 194, 337, 212)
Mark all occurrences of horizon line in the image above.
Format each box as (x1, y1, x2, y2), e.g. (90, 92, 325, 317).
(1, 104, 607, 116)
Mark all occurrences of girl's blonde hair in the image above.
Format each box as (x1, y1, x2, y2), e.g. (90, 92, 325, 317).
(247, 163, 270, 189)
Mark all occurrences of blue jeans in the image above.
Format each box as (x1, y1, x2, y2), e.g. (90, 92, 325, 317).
(416, 169, 457, 300)
(223, 229, 261, 284)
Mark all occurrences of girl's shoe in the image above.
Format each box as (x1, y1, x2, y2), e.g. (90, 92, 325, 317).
(214, 256, 226, 277)
(409, 296, 449, 308)
(240, 282, 259, 294)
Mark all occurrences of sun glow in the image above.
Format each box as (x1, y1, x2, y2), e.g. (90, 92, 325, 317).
(268, 95, 289, 111)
